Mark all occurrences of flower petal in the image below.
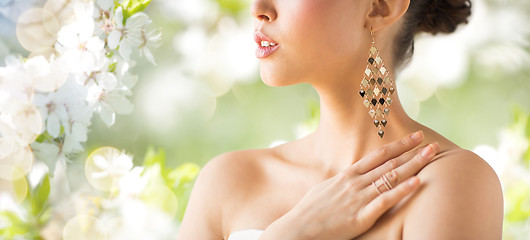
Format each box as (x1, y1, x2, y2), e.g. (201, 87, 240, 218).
(142, 47, 156, 65)
(47, 113, 61, 138)
(108, 29, 121, 50)
(114, 6, 124, 28)
(86, 36, 104, 53)
(93, 155, 110, 169)
(108, 95, 133, 115)
(125, 12, 149, 30)
(71, 122, 87, 142)
(119, 41, 132, 60)
(99, 104, 115, 126)
(96, 0, 113, 10)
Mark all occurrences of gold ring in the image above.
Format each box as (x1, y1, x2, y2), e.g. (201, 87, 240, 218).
(372, 171, 396, 195)
(382, 174, 393, 190)
(372, 181, 383, 195)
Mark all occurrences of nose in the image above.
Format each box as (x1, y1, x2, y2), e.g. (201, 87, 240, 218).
(250, 0, 277, 22)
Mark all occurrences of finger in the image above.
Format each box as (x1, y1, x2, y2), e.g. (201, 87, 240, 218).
(363, 142, 439, 200)
(369, 169, 398, 197)
(354, 130, 424, 174)
(391, 142, 440, 184)
(363, 143, 431, 184)
(360, 177, 421, 223)
(363, 142, 440, 186)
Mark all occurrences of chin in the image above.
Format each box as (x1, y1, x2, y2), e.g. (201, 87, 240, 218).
(260, 75, 295, 87)
(259, 68, 300, 87)
(261, 77, 289, 87)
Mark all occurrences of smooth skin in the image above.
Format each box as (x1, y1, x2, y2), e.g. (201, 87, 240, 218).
(177, 0, 503, 239)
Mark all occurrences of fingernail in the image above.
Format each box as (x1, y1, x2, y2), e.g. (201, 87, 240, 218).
(410, 131, 423, 141)
(421, 144, 434, 158)
(408, 177, 419, 186)
(432, 142, 440, 151)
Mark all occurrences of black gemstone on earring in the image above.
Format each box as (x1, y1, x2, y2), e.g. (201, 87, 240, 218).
(359, 90, 366, 97)
(371, 99, 377, 106)
(381, 119, 387, 127)
(377, 78, 383, 85)
(368, 57, 375, 65)
(379, 98, 385, 105)
(382, 88, 388, 95)
(373, 120, 380, 127)
(378, 130, 384, 138)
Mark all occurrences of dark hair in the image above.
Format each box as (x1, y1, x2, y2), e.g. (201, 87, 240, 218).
(394, 0, 472, 70)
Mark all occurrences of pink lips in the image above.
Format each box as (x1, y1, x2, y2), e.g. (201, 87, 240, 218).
(254, 31, 279, 59)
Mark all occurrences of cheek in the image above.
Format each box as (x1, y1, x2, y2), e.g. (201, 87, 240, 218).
(259, 0, 365, 86)
(284, 0, 364, 69)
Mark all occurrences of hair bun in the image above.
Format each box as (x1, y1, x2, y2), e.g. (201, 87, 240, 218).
(417, 0, 472, 35)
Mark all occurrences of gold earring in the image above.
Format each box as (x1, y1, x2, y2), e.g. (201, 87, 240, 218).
(358, 29, 395, 138)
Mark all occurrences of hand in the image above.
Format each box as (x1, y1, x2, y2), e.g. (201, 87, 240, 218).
(267, 131, 439, 240)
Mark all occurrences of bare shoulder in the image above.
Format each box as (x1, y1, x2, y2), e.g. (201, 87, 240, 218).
(402, 148, 504, 239)
(177, 148, 269, 240)
(201, 148, 270, 195)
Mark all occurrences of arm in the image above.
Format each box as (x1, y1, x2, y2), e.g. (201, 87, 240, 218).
(403, 150, 504, 239)
(177, 156, 224, 240)
(177, 150, 307, 240)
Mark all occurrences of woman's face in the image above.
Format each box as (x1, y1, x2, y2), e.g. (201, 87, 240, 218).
(251, 0, 370, 87)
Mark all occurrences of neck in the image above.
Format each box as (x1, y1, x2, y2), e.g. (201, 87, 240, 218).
(302, 78, 417, 175)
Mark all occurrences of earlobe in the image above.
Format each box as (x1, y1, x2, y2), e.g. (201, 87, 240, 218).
(366, 0, 410, 31)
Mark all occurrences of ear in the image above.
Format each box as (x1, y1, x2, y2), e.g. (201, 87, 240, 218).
(365, 0, 410, 31)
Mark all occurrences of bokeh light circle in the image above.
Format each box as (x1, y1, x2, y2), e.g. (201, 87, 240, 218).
(16, 8, 59, 55)
(2, 101, 43, 144)
(0, 173, 28, 203)
(63, 214, 108, 240)
(85, 147, 131, 192)
(25, 55, 69, 92)
(0, 135, 34, 181)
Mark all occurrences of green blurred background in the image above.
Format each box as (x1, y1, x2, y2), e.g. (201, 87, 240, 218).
(87, 0, 530, 167)
(1, 0, 529, 238)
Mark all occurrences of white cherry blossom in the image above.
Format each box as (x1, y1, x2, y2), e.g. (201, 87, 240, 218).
(85, 147, 134, 191)
(33, 79, 92, 155)
(55, 2, 105, 75)
(108, 7, 160, 63)
(86, 72, 133, 126)
(24, 55, 69, 92)
(0, 55, 34, 105)
(91, 151, 133, 180)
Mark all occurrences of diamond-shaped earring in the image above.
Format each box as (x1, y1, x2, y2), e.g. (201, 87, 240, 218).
(358, 29, 395, 138)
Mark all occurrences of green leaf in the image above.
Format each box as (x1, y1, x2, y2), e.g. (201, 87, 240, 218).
(525, 114, 530, 140)
(0, 211, 30, 238)
(105, 50, 115, 59)
(34, 133, 46, 143)
(38, 208, 52, 225)
(523, 116, 530, 168)
(120, 0, 151, 22)
(108, 62, 117, 72)
(524, 148, 530, 167)
(510, 105, 529, 131)
(505, 181, 530, 222)
(0, 211, 23, 226)
(215, 0, 248, 14)
(30, 174, 50, 216)
(143, 146, 165, 167)
(34, 131, 53, 143)
(167, 163, 200, 189)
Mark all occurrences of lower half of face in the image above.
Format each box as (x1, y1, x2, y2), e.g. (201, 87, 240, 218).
(256, 0, 368, 88)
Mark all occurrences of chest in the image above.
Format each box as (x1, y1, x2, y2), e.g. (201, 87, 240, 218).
(224, 171, 314, 234)
(223, 170, 406, 240)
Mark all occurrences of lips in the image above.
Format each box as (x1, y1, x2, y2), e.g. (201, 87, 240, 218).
(254, 31, 279, 59)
